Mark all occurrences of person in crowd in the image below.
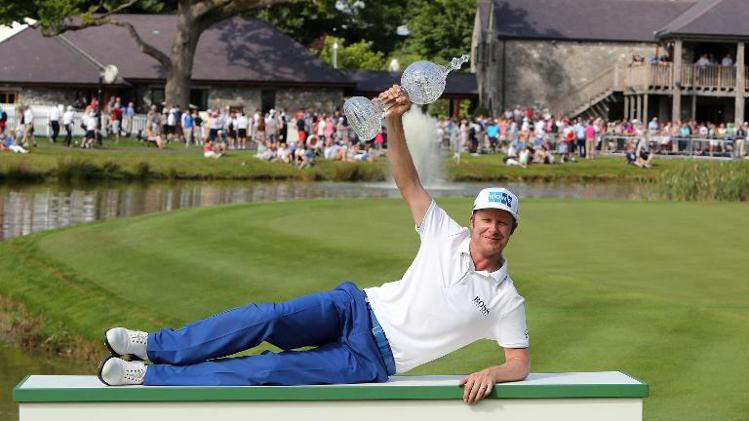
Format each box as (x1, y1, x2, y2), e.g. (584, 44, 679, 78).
(82, 107, 98, 149)
(266, 109, 279, 144)
(193, 109, 204, 146)
(225, 110, 236, 150)
(584, 121, 596, 159)
(104, 97, 116, 135)
(203, 139, 223, 159)
(518, 146, 530, 168)
(165, 106, 177, 143)
(486, 119, 499, 153)
(49, 104, 61, 143)
(321, 138, 338, 160)
(296, 110, 307, 142)
(710, 123, 726, 155)
(647, 117, 659, 137)
(0, 107, 7, 136)
(236, 112, 249, 150)
(721, 54, 734, 67)
(254, 113, 266, 145)
(1, 129, 29, 154)
(295, 140, 314, 168)
(315, 113, 325, 142)
(144, 105, 166, 149)
(574, 119, 586, 158)
(695, 54, 711, 67)
(735, 122, 747, 159)
(276, 142, 292, 163)
(124, 102, 135, 137)
(634, 137, 652, 168)
(62, 105, 74, 147)
(21, 105, 36, 148)
(111, 100, 123, 144)
(182, 108, 194, 148)
(279, 109, 288, 144)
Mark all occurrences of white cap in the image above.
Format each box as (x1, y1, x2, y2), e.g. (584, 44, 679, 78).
(473, 187, 519, 222)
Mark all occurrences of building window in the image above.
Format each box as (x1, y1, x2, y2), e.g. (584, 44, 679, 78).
(190, 89, 208, 110)
(0, 91, 17, 104)
(151, 88, 165, 107)
(261, 89, 276, 113)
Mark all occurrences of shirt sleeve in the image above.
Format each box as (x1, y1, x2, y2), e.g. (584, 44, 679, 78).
(415, 200, 464, 241)
(494, 299, 529, 349)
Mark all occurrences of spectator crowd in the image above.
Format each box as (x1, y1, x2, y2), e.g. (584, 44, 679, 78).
(0, 97, 386, 169)
(2, 98, 747, 168)
(432, 105, 747, 169)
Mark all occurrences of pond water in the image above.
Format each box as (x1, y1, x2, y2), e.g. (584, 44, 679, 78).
(0, 180, 653, 241)
(0, 179, 652, 419)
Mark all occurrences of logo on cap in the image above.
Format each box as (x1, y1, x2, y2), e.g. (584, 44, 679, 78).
(488, 191, 513, 208)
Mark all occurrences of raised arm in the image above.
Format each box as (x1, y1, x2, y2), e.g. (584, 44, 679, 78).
(380, 85, 432, 225)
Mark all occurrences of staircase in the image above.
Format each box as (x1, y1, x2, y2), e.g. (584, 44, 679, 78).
(550, 64, 625, 119)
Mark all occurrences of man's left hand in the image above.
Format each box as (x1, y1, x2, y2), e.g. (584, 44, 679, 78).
(459, 368, 496, 404)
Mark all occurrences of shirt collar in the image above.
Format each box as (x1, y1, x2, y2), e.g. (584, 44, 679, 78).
(460, 236, 507, 284)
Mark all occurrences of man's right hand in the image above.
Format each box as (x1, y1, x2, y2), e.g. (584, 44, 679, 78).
(379, 85, 411, 120)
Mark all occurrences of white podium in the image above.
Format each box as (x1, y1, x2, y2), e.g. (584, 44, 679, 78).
(15, 371, 648, 421)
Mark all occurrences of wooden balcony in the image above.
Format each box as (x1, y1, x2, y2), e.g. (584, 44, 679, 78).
(624, 64, 748, 93)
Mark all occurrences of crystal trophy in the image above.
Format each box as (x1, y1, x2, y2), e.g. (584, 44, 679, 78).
(343, 54, 470, 140)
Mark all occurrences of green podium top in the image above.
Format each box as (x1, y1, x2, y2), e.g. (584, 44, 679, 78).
(14, 372, 648, 403)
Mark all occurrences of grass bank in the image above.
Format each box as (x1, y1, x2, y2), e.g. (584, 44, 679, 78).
(0, 138, 387, 183)
(1, 198, 747, 420)
(0, 136, 709, 186)
(660, 160, 749, 201)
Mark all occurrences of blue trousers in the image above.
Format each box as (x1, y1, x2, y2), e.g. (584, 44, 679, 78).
(143, 282, 390, 386)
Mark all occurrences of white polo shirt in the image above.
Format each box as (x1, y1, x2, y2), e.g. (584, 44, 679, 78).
(364, 201, 528, 374)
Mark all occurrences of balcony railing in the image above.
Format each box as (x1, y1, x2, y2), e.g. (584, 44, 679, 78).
(624, 64, 745, 91)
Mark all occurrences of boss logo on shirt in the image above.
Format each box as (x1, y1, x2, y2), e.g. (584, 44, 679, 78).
(488, 192, 513, 208)
(473, 296, 490, 316)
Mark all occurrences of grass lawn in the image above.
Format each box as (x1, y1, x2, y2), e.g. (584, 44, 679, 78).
(1, 197, 747, 420)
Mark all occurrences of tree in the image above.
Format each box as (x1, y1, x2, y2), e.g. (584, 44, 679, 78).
(0, 0, 293, 108)
(318, 36, 385, 70)
(253, 0, 414, 54)
(399, 0, 475, 65)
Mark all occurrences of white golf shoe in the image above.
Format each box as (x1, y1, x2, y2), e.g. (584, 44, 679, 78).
(98, 356, 147, 386)
(104, 327, 148, 360)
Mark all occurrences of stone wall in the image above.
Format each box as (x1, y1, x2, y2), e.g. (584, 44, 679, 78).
(13, 84, 345, 113)
(486, 39, 657, 114)
(207, 86, 343, 113)
(207, 86, 262, 111)
(275, 87, 343, 113)
(17, 87, 82, 107)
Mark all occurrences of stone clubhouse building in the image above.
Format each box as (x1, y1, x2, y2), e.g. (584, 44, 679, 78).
(472, 0, 749, 125)
(0, 15, 477, 114)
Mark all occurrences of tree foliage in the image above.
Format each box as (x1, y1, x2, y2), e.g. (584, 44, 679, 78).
(318, 36, 385, 70)
(252, 0, 413, 54)
(399, 0, 475, 65)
